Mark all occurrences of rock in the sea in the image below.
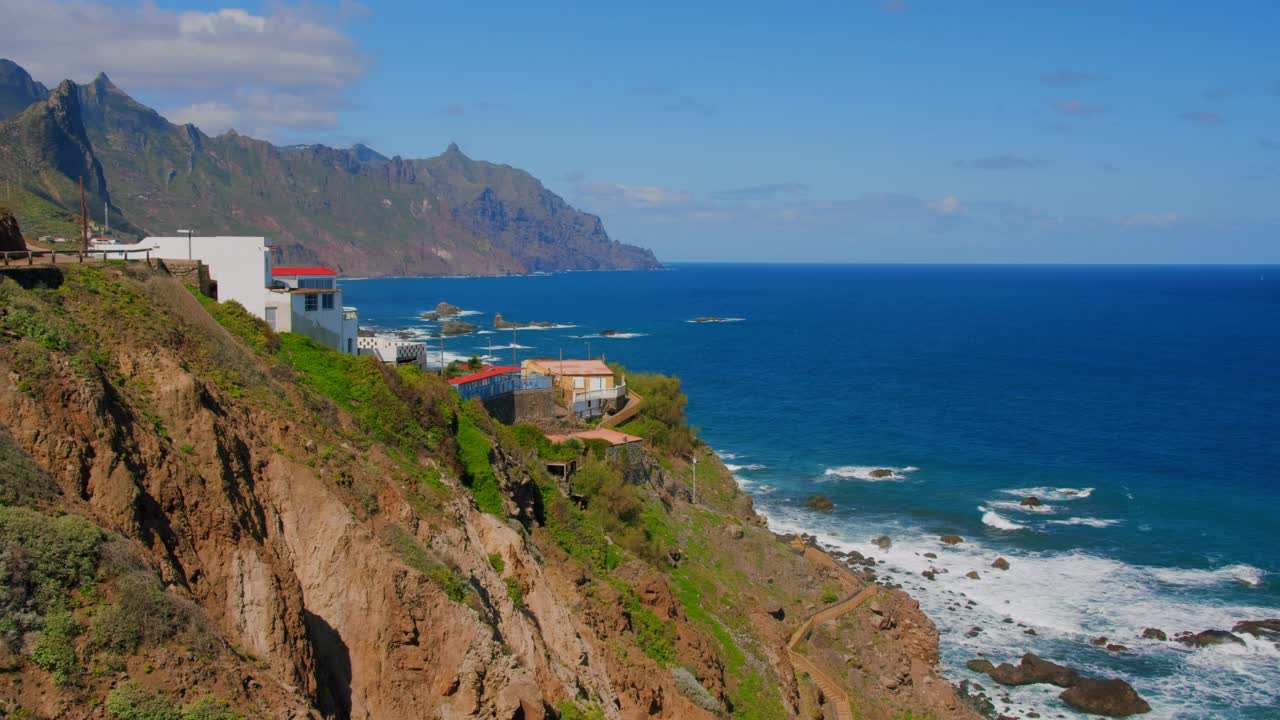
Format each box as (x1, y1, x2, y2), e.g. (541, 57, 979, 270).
(804, 494, 834, 511)
(868, 468, 895, 479)
(1105, 644, 1131, 653)
(922, 569, 937, 581)
(1177, 629, 1247, 648)
(1141, 628, 1167, 641)
(1232, 619, 1280, 638)
(940, 535, 964, 545)
(987, 653, 1079, 688)
(1059, 678, 1152, 717)
(991, 557, 1010, 571)
(440, 320, 478, 336)
(1090, 636, 1109, 647)
(871, 535, 892, 550)
(1019, 496, 1043, 507)
(967, 658, 995, 674)
(923, 552, 937, 559)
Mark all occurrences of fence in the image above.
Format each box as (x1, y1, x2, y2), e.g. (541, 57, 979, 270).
(1, 248, 153, 266)
(455, 373, 553, 401)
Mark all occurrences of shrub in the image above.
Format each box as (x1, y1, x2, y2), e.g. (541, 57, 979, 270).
(537, 477, 620, 574)
(504, 577, 523, 607)
(30, 606, 80, 684)
(611, 366, 697, 456)
(487, 553, 505, 574)
(672, 666, 721, 714)
(91, 571, 178, 654)
(382, 525, 470, 603)
(0, 506, 101, 613)
(556, 701, 606, 720)
(821, 587, 840, 604)
(190, 291, 278, 354)
(104, 685, 239, 720)
(616, 585, 675, 665)
(455, 414, 504, 516)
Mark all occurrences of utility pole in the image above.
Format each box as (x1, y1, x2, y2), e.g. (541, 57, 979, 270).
(439, 333, 446, 375)
(79, 177, 88, 252)
(691, 455, 698, 504)
(512, 327, 518, 367)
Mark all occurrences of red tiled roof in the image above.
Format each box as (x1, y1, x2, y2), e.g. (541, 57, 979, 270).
(545, 429, 643, 446)
(271, 266, 337, 276)
(449, 365, 521, 385)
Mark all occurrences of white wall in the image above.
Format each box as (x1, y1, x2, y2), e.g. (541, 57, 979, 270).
(145, 236, 271, 317)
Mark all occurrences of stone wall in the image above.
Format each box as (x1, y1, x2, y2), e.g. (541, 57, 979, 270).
(483, 388, 555, 425)
(159, 258, 215, 298)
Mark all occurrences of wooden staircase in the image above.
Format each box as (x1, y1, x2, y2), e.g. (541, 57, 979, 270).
(786, 584, 879, 720)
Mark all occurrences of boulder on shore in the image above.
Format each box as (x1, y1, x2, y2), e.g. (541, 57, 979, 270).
(1141, 628, 1167, 641)
(1059, 678, 1152, 717)
(1232, 619, 1280, 638)
(987, 653, 1079, 688)
(940, 534, 964, 545)
(965, 570, 981, 580)
(804, 494, 834, 512)
(1177, 629, 1247, 648)
(966, 658, 995, 674)
(991, 557, 1010, 570)
(871, 535, 892, 550)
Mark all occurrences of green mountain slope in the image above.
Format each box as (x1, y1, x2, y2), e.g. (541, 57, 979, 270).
(0, 60, 659, 275)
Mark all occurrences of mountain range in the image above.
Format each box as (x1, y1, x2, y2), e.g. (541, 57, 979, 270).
(0, 59, 659, 276)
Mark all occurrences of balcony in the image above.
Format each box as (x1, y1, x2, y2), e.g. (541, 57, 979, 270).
(571, 383, 627, 417)
(455, 373, 553, 402)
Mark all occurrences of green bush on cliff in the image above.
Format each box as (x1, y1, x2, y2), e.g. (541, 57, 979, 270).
(509, 424, 580, 461)
(611, 365, 697, 456)
(29, 606, 81, 684)
(555, 701, 606, 720)
(537, 476, 620, 574)
(105, 684, 243, 720)
(277, 333, 442, 453)
(456, 414, 504, 516)
(190, 291, 278, 354)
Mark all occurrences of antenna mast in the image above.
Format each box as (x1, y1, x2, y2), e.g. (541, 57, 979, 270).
(79, 177, 88, 252)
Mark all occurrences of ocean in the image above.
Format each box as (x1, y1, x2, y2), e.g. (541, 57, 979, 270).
(343, 264, 1280, 719)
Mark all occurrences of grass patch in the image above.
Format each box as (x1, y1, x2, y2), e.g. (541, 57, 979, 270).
(381, 524, 470, 603)
(189, 290, 278, 354)
(536, 476, 620, 575)
(29, 606, 81, 685)
(555, 701, 606, 720)
(105, 684, 243, 720)
(455, 413, 504, 516)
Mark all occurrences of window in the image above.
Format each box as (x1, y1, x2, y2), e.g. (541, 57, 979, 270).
(347, 338, 353, 354)
(322, 294, 334, 310)
(573, 376, 585, 389)
(299, 278, 334, 289)
(304, 294, 318, 312)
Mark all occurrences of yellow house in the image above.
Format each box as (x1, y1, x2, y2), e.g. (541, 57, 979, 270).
(522, 358, 625, 418)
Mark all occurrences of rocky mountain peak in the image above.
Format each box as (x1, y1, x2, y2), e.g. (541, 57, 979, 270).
(0, 59, 50, 120)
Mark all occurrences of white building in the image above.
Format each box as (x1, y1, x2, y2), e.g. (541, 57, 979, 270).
(265, 267, 358, 354)
(91, 235, 272, 317)
(357, 336, 430, 368)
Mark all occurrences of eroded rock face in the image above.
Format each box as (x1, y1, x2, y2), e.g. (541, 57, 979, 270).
(1059, 678, 1151, 717)
(0, 207, 24, 251)
(986, 654, 1079, 688)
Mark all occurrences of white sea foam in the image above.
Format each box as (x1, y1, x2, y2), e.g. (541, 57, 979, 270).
(714, 450, 738, 460)
(484, 343, 534, 350)
(1001, 486, 1094, 501)
(822, 465, 918, 481)
(989, 500, 1059, 514)
(686, 317, 745, 323)
(1048, 517, 1122, 528)
(504, 323, 577, 330)
(979, 507, 1028, 530)
(752, 499, 1280, 719)
(569, 332, 648, 339)
(724, 463, 767, 472)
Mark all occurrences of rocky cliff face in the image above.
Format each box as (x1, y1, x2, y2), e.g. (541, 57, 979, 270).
(0, 59, 660, 277)
(0, 264, 971, 720)
(0, 208, 23, 251)
(0, 58, 48, 120)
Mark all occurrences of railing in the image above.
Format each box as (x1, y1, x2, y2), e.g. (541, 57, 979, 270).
(455, 374, 553, 401)
(2, 248, 153, 266)
(571, 383, 626, 405)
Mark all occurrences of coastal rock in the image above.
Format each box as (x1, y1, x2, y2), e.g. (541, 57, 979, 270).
(0, 207, 24, 252)
(922, 569, 937, 581)
(1090, 636, 1109, 647)
(1059, 678, 1152, 717)
(923, 552, 937, 559)
(991, 557, 1010, 570)
(967, 659, 995, 674)
(871, 535, 892, 550)
(986, 653, 1079, 688)
(440, 320, 478, 336)
(1177, 629, 1247, 648)
(422, 301, 462, 320)
(1105, 644, 1131, 653)
(1232, 619, 1280, 638)
(804, 494, 834, 511)
(940, 535, 964, 545)
(1018, 496, 1043, 507)
(493, 312, 558, 329)
(868, 468, 895, 479)
(1141, 628, 1167, 641)
(965, 571, 980, 580)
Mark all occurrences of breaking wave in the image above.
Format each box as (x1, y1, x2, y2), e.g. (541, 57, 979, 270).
(822, 465, 918, 482)
(979, 507, 1027, 531)
(1048, 517, 1122, 528)
(724, 463, 767, 472)
(1001, 486, 1094, 501)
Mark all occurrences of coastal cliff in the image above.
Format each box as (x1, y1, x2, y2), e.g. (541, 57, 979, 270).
(0, 263, 974, 719)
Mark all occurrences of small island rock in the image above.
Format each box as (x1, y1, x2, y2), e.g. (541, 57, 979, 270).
(804, 494, 834, 512)
(1141, 628, 1167, 641)
(1059, 678, 1152, 717)
(1019, 496, 1043, 507)
(991, 557, 1011, 570)
(940, 535, 964, 545)
(987, 653, 1079, 688)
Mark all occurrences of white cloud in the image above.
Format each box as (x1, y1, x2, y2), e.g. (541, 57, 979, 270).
(928, 195, 965, 216)
(0, 0, 365, 136)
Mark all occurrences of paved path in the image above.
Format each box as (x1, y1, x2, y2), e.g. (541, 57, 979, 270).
(786, 584, 879, 720)
(599, 389, 644, 428)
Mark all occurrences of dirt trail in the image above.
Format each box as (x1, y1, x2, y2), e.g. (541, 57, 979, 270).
(787, 584, 880, 720)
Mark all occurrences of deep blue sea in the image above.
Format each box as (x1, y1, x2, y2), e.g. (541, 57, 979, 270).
(343, 264, 1280, 719)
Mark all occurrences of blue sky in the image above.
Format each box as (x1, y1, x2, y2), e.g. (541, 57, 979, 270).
(3, 0, 1279, 262)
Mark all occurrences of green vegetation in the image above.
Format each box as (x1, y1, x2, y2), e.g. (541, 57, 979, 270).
(105, 685, 243, 720)
(613, 582, 676, 665)
(555, 700, 607, 720)
(29, 606, 81, 684)
(504, 577, 524, 607)
(612, 365, 697, 456)
(277, 333, 445, 453)
(570, 460, 668, 563)
(190, 291, 278, 354)
(0, 505, 101, 626)
(509, 423, 581, 461)
(91, 571, 181, 654)
(455, 413, 504, 516)
(536, 476, 620, 574)
(382, 524, 470, 603)
(821, 587, 840, 604)
(487, 553, 505, 574)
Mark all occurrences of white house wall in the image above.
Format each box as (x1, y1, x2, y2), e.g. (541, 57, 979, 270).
(145, 236, 271, 318)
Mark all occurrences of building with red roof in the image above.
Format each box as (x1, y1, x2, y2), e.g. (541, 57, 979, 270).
(265, 264, 358, 354)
